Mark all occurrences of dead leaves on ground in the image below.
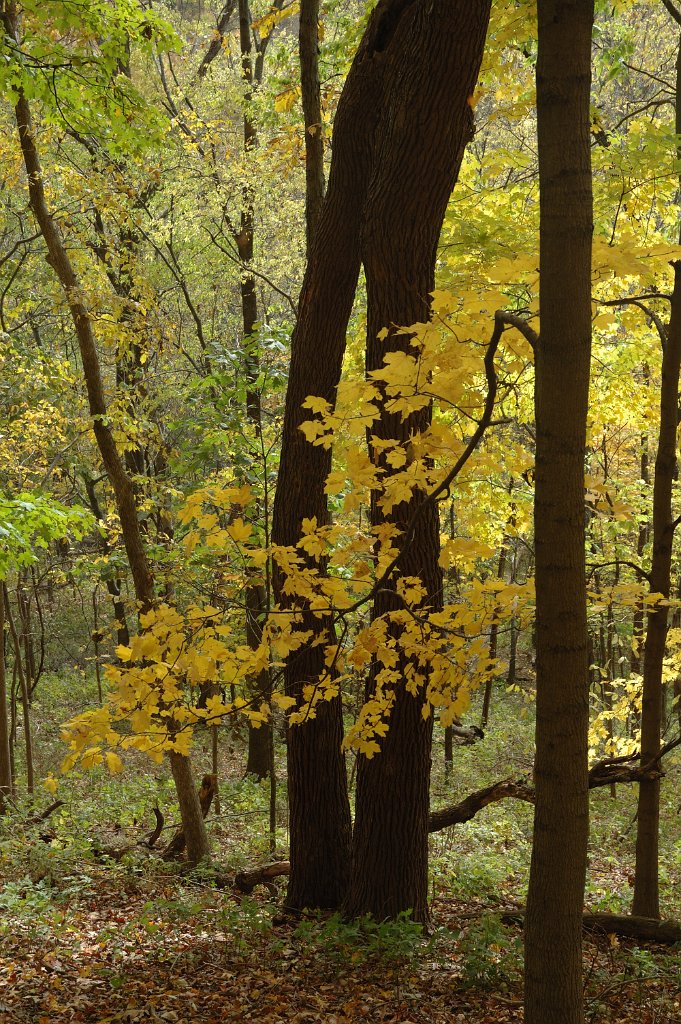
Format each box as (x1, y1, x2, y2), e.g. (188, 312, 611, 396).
(0, 876, 679, 1023)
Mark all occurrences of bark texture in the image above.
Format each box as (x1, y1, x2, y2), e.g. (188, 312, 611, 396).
(299, 0, 324, 250)
(632, 35, 681, 921)
(168, 754, 210, 865)
(344, 0, 491, 924)
(524, 2, 594, 1023)
(0, 594, 11, 808)
(271, 0, 412, 911)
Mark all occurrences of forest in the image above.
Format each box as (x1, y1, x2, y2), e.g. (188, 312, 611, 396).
(0, 0, 680, 1021)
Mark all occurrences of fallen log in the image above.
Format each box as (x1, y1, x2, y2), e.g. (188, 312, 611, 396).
(581, 913, 681, 943)
(501, 909, 681, 945)
(235, 860, 291, 895)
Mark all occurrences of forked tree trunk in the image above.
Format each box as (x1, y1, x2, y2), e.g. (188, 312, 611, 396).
(343, 0, 491, 924)
(524, 2, 594, 1023)
(633, 33, 681, 920)
(272, 0, 413, 911)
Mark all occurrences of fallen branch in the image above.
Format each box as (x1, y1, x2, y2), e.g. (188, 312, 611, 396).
(145, 806, 165, 849)
(25, 800, 64, 825)
(501, 909, 681, 945)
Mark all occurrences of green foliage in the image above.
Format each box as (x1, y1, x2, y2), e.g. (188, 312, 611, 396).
(1, 0, 179, 153)
(457, 914, 523, 990)
(0, 492, 93, 576)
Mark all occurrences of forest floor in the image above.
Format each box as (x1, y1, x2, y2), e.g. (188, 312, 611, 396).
(0, 867, 679, 1024)
(1, 677, 680, 1023)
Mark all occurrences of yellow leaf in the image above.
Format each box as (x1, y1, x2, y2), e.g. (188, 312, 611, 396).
(43, 774, 59, 795)
(105, 751, 124, 775)
(227, 518, 252, 543)
(271, 692, 296, 711)
(274, 85, 301, 113)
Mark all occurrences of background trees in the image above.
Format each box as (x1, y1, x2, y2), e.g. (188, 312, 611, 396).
(0, 3, 681, 1021)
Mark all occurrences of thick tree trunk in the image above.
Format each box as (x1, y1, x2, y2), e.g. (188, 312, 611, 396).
(344, 0, 491, 925)
(524, 3, 594, 1024)
(632, 36, 681, 922)
(272, 1, 413, 911)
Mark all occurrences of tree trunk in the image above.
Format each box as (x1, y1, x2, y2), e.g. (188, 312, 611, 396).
(234, 0, 275, 782)
(4, 9, 209, 863)
(630, 415, 649, 679)
(481, 530, 511, 727)
(83, 476, 131, 649)
(524, 3, 594, 1023)
(0, 591, 12, 809)
(633, 34, 681, 920)
(167, 754, 211, 865)
(272, 1, 416, 911)
(299, 0, 324, 251)
(3, 585, 33, 795)
(344, 0, 491, 925)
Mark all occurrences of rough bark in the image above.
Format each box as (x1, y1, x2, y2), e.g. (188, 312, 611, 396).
(271, 1, 412, 912)
(299, 0, 324, 251)
(633, 35, 681, 921)
(344, 0, 491, 925)
(524, 3, 594, 1023)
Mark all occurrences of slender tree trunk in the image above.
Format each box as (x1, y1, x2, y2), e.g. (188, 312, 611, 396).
(344, 0, 491, 924)
(633, 34, 681, 920)
(0, 591, 12, 809)
(169, 750, 210, 865)
(444, 724, 453, 777)
(234, 0, 274, 782)
(83, 476, 131, 649)
(3, 585, 33, 794)
(481, 527, 512, 728)
(524, 2, 593, 1023)
(4, 7, 208, 862)
(631, 416, 649, 678)
(299, 0, 324, 251)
